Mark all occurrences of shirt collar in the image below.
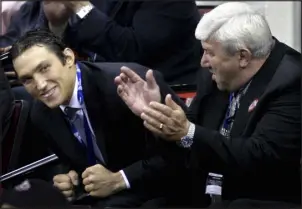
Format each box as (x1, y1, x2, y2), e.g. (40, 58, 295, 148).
(60, 74, 82, 113)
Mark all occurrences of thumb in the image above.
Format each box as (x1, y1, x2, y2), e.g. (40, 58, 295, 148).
(165, 94, 179, 110)
(146, 70, 158, 89)
(68, 170, 79, 186)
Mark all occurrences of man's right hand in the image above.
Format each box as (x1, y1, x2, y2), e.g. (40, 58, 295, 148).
(53, 170, 79, 200)
(114, 66, 161, 116)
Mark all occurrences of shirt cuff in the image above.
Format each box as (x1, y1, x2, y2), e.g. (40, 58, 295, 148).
(119, 170, 131, 189)
(76, 4, 94, 19)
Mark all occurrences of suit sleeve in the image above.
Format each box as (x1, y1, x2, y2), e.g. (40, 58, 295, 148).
(190, 83, 301, 174)
(69, 1, 198, 62)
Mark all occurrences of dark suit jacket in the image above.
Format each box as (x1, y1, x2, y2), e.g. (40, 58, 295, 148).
(30, 62, 187, 195)
(186, 39, 301, 205)
(0, 0, 201, 85)
(0, 68, 53, 177)
(0, 68, 13, 140)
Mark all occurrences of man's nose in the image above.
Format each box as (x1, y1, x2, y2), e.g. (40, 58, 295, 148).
(200, 53, 210, 68)
(35, 77, 47, 91)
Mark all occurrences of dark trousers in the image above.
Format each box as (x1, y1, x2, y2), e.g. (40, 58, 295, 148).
(210, 199, 300, 208)
(73, 188, 166, 208)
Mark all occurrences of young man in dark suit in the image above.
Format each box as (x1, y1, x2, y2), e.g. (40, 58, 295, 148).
(115, 2, 301, 208)
(9, 29, 186, 207)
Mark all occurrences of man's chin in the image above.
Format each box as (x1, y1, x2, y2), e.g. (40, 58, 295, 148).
(40, 98, 61, 109)
(45, 102, 60, 109)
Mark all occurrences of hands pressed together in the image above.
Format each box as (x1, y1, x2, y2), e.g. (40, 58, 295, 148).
(53, 164, 126, 200)
(115, 66, 191, 142)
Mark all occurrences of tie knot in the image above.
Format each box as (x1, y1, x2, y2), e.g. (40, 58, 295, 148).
(64, 107, 81, 120)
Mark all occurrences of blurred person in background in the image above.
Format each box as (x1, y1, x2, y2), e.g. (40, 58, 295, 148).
(1, 1, 25, 35)
(0, 0, 201, 85)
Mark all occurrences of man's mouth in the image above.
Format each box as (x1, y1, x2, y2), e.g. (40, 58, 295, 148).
(41, 87, 56, 99)
(209, 68, 215, 74)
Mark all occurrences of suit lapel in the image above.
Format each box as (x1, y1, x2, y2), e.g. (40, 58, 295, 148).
(108, 0, 126, 18)
(202, 88, 229, 130)
(231, 39, 288, 137)
(79, 63, 108, 164)
(40, 106, 88, 168)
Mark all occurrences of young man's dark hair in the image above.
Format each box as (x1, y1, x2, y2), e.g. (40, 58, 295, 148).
(11, 28, 67, 65)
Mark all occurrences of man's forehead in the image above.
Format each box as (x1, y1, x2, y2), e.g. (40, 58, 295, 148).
(202, 41, 214, 49)
(202, 40, 222, 50)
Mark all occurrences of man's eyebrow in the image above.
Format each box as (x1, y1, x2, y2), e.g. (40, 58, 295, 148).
(19, 61, 48, 80)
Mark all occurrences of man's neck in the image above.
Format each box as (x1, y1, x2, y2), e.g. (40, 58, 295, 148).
(48, 21, 68, 37)
(233, 55, 269, 92)
(62, 67, 77, 106)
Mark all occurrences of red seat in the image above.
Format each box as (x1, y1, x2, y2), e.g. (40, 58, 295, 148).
(170, 84, 197, 106)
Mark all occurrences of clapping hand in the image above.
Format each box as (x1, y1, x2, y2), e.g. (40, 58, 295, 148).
(114, 66, 161, 116)
(141, 94, 190, 141)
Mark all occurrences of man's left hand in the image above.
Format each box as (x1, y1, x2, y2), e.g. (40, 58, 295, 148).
(82, 164, 126, 198)
(62, 1, 92, 13)
(141, 94, 190, 141)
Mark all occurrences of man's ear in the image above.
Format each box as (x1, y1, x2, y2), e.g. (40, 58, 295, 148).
(62, 48, 75, 67)
(238, 49, 252, 69)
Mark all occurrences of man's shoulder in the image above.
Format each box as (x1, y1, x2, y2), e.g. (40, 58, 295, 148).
(80, 61, 161, 80)
(30, 99, 55, 123)
(14, 1, 42, 17)
(268, 47, 301, 91)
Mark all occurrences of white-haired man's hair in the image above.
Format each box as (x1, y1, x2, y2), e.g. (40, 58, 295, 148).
(195, 2, 274, 58)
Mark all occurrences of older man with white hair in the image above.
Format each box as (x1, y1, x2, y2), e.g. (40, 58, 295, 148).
(114, 2, 301, 208)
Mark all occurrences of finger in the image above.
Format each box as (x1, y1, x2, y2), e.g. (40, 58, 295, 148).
(120, 73, 129, 83)
(143, 121, 163, 136)
(149, 102, 173, 117)
(68, 170, 79, 186)
(62, 190, 74, 198)
(142, 106, 169, 124)
(82, 167, 94, 179)
(165, 94, 180, 110)
(117, 85, 132, 107)
(141, 112, 162, 129)
(53, 174, 71, 184)
(89, 191, 99, 197)
(53, 182, 73, 191)
(114, 76, 123, 85)
(84, 184, 94, 193)
(121, 66, 142, 83)
(67, 197, 74, 202)
(146, 70, 158, 89)
(82, 176, 92, 185)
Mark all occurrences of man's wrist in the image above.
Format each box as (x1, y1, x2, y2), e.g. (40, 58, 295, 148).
(112, 171, 127, 192)
(177, 122, 195, 148)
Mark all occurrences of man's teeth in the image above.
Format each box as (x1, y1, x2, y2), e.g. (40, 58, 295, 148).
(43, 88, 54, 98)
